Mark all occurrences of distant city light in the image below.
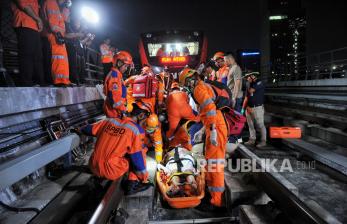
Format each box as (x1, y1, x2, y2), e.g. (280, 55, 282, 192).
(81, 6, 100, 24)
(269, 15, 288, 20)
(242, 52, 260, 56)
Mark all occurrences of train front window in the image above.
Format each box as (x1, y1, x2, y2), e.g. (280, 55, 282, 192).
(147, 42, 199, 57)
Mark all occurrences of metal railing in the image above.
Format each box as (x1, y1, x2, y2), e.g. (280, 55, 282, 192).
(262, 47, 347, 84)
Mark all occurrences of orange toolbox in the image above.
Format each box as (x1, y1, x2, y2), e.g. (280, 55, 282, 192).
(270, 127, 302, 139)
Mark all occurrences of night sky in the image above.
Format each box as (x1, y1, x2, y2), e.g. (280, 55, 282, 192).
(73, 0, 262, 58)
(72, 0, 347, 60)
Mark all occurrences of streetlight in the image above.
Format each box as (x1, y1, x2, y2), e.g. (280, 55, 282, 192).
(81, 6, 100, 24)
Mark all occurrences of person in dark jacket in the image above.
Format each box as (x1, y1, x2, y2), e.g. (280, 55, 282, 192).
(244, 72, 267, 148)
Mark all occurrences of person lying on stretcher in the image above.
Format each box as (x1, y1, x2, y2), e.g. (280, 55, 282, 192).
(157, 146, 198, 197)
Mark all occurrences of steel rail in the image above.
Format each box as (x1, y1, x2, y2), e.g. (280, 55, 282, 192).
(88, 179, 123, 224)
(237, 144, 342, 224)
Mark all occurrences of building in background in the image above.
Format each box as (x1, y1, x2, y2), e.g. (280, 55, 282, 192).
(268, 0, 306, 83)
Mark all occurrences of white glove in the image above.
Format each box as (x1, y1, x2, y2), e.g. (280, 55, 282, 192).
(193, 127, 205, 143)
(210, 128, 218, 146)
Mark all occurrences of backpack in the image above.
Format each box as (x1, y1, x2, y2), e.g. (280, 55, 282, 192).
(224, 109, 246, 136)
(205, 80, 233, 112)
(132, 75, 158, 98)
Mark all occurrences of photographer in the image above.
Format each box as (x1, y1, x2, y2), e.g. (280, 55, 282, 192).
(65, 16, 95, 85)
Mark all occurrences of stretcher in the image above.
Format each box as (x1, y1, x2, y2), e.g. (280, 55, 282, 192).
(156, 164, 206, 209)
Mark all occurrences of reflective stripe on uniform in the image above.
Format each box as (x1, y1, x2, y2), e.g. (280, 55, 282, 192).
(123, 123, 140, 135)
(113, 101, 123, 108)
(54, 74, 69, 79)
(52, 55, 66, 60)
(47, 9, 60, 14)
(108, 119, 140, 135)
(154, 141, 162, 145)
(200, 98, 214, 110)
(155, 151, 162, 155)
(206, 110, 216, 117)
(208, 186, 225, 192)
(52, 25, 64, 32)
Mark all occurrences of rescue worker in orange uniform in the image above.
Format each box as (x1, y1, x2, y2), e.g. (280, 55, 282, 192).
(131, 100, 163, 163)
(103, 51, 132, 119)
(179, 68, 228, 210)
(11, 0, 45, 86)
(213, 52, 229, 85)
(145, 113, 164, 163)
(43, 0, 71, 86)
(100, 37, 114, 78)
(80, 104, 151, 195)
(169, 120, 197, 151)
(166, 82, 199, 140)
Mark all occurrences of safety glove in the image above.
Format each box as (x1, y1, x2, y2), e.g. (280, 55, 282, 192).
(210, 125, 218, 146)
(155, 151, 162, 163)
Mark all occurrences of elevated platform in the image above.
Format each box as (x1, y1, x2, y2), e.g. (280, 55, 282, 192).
(0, 87, 102, 117)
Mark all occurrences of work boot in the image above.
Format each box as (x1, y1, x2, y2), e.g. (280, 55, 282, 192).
(196, 202, 227, 213)
(256, 141, 267, 148)
(244, 139, 255, 146)
(123, 180, 152, 195)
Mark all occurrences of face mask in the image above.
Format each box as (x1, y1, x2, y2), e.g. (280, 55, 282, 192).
(146, 128, 156, 134)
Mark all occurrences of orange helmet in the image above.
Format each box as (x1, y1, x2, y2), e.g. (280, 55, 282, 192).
(114, 51, 133, 65)
(146, 114, 159, 128)
(178, 68, 197, 86)
(213, 51, 225, 61)
(171, 82, 179, 89)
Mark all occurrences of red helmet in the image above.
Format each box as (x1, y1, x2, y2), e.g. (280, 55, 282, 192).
(213, 51, 225, 61)
(114, 51, 133, 65)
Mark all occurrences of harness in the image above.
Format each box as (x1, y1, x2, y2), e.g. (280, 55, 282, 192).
(165, 147, 196, 184)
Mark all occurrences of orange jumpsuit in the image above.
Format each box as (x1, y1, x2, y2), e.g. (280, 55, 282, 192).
(103, 68, 127, 118)
(124, 75, 138, 113)
(43, 0, 70, 85)
(216, 65, 229, 85)
(169, 123, 192, 151)
(166, 90, 199, 139)
(193, 80, 228, 207)
(144, 126, 163, 162)
(82, 117, 148, 182)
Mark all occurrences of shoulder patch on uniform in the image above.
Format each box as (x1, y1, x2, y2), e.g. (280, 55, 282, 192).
(111, 70, 118, 78)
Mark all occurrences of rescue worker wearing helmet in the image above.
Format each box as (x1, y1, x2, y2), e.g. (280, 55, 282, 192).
(178, 68, 228, 210)
(145, 114, 164, 163)
(131, 100, 163, 163)
(166, 82, 199, 142)
(213, 52, 229, 85)
(79, 104, 151, 195)
(103, 51, 133, 118)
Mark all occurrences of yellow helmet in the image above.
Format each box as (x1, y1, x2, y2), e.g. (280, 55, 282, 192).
(213, 51, 225, 61)
(145, 114, 159, 133)
(178, 68, 197, 86)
